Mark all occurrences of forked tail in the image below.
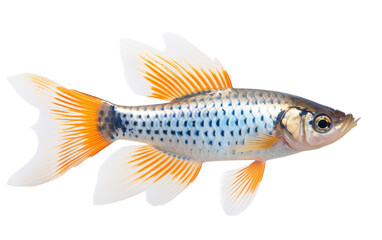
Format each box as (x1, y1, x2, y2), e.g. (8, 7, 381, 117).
(8, 74, 111, 186)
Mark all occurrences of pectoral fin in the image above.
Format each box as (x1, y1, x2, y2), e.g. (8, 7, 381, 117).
(221, 161, 265, 215)
(232, 134, 280, 153)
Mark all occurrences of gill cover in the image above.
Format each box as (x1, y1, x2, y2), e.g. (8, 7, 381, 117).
(280, 107, 306, 151)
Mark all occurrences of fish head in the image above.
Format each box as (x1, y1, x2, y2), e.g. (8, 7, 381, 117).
(280, 100, 358, 151)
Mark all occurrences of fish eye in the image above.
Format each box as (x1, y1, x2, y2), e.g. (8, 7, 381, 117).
(313, 114, 332, 133)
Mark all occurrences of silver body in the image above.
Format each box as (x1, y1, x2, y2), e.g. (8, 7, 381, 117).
(98, 88, 297, 161)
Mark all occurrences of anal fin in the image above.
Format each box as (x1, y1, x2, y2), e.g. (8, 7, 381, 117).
(94, 145, 202, 205)
(221, 161, 265, 215)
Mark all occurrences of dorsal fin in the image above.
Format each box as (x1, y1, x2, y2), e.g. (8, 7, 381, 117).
(120, 33, 232, 101)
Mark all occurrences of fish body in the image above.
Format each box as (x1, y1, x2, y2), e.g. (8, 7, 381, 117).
(99, 88, 296, 161)
(8, 34, 357, 215)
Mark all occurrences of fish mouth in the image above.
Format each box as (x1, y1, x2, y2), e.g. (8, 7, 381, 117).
(340, 114, 359, 134)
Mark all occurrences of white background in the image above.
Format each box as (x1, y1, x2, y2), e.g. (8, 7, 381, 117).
(0, 0, 381, 239)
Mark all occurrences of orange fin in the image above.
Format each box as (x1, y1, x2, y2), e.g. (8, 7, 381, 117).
(94, 145, 202, 205)
(232, 134, 280, 153)
(221, 161, 265, 215)
(120, 33, 232, 101)
(8, 74, 111, 186)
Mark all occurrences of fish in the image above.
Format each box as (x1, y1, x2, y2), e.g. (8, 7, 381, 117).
(7, 33, 358, 215)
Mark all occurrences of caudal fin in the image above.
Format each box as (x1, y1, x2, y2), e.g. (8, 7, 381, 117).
(8, 74, 111, 186)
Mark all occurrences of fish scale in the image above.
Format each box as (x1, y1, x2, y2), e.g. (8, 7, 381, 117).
(98, 88, 295, 161)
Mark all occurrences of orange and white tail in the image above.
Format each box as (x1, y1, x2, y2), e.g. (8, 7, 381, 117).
(8, 74, 111, 186)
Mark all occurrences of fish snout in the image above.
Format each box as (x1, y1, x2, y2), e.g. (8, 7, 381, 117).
(339, 113, 359, 134)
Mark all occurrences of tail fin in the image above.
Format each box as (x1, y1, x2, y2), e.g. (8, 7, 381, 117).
(8, 74, 111, 186)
